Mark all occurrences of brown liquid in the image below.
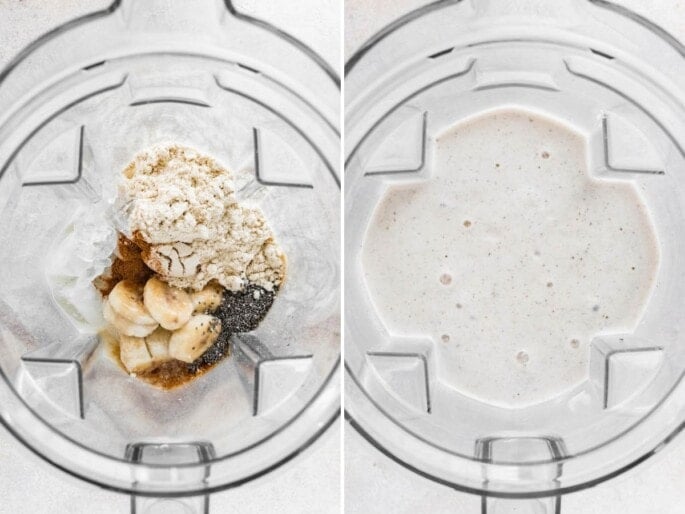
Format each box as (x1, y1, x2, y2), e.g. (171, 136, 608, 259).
(137, 356, 225, 390)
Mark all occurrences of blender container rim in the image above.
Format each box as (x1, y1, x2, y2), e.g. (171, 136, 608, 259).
(346, 404, 685, 500)
(0, 356, 341, 470)
(0, 0, 341, 92)
(346, 347, 685, 465)
(0, 364, 341, 496)
(344, 0, 685, 75)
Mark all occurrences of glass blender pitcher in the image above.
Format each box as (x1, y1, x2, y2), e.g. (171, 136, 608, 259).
(0, 0, 340, 511)
(345, 1, 685, 512)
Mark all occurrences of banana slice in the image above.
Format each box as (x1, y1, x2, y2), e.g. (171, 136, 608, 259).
(191, 282, 224, 314)
(146, 327, 171, 361)
(118, 329, 172, 374)
(143, 277, 194, 330)
(108, 280, 156, 325)
(168, 314, 221, 363)
(103, 299, 158, 337)
(119, 335, 153, 373)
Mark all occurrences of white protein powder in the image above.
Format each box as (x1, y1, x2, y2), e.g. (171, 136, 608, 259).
(120, 144, 286, 292)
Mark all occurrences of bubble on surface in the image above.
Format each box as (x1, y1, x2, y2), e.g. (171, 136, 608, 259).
(516, 351, 530, 365)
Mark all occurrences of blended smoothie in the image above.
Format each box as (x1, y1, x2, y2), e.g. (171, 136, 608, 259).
(362, 109, 659, 407)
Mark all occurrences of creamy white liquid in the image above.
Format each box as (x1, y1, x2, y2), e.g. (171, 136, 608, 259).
(362, 109, 659, 407)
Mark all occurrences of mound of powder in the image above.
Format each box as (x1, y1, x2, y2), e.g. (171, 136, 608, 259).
(119, 144, 286, 292)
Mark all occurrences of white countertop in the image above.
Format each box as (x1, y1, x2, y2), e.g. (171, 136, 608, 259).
(344, 1, 685, 513)
(1, 1, 683, 513)
(0, 1, 340, 513)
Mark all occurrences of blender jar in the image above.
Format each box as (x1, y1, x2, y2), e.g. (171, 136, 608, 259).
(0, 0, 340, 509)
(345, 0, 685, 511)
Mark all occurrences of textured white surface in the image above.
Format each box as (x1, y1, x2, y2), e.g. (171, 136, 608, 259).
(0, 1, 340, 513)
(345, 1, 685, 513)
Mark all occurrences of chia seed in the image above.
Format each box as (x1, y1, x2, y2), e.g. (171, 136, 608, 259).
(187, 284, 276, 373)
